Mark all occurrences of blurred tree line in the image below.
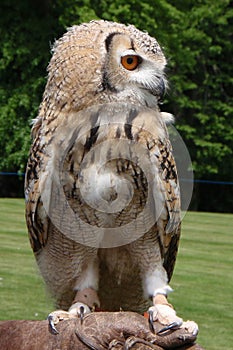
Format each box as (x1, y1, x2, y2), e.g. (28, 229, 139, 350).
(0, 0, 232, 212)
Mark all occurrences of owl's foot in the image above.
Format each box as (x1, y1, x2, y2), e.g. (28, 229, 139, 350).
(48, 302, 91, 334)
(48, 288, 100, 334)
(148, 294, 198, 337)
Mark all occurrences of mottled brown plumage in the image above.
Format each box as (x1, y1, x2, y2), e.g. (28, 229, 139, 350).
(25, 20, 197, 334)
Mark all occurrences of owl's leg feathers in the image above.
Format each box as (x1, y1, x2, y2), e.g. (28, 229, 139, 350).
(48, 287, 100, 334)
(148, 292, 198, 337)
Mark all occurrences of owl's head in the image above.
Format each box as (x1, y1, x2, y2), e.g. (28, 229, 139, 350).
(44, 20, 167, 115)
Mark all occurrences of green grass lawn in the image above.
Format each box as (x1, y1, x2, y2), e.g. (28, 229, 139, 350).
(0, 198, 232, 349)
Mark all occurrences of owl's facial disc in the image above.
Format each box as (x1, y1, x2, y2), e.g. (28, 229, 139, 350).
(120, 49, 166, 103)
(104, 32, 166, 106)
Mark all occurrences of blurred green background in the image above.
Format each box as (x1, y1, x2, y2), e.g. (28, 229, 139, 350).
(0, 0, 232, 211)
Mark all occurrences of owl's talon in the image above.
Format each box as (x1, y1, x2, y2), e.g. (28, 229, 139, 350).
(47, 306, 86, 335)
(68, 301, 91, 317)
(47, 314, 60, 335)
(79, 305, 85, 324)
(47, 310, 72, 335)
(148, 310, 155, 334)
(157, 320, 182, 335)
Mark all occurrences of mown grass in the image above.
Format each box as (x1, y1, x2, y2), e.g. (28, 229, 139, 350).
(0, 198, 232, 349)
(170, 211, 233, 349)
(0, 198, 53, 321)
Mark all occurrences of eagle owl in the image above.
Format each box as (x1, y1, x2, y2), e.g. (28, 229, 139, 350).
(25, 20, 197, 334)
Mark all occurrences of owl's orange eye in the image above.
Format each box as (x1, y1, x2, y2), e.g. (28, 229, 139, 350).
(121, 55, 141, 70)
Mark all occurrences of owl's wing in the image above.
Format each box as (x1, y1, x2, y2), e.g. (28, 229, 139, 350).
(156, 138, 181, 281)
(25, 122, 49, 253)
(25, 182, 49, 253)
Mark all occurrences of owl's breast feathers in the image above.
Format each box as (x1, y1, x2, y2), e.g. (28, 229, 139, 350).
(25, 103, 181, 279)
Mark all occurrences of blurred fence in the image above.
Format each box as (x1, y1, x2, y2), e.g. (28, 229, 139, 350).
(0, 173, 232, 213)
(189, 180, 233, 213)
(0, 173, 25, 198)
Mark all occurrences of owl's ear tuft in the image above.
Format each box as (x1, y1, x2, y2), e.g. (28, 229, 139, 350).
(105, 32, 121, 51)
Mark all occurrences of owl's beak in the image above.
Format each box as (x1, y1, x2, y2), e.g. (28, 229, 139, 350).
(149, 77, 166, 104)
(157, 77, 166, 104)
(156, 78, 166, 104)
